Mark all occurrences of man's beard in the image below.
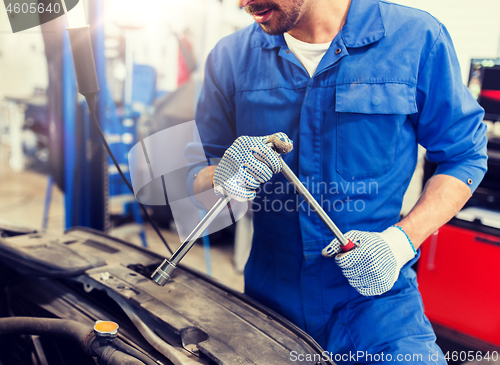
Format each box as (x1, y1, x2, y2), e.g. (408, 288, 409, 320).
(245, 2, 302, 35)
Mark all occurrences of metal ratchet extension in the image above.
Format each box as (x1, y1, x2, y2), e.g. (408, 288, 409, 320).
(152, 142, 355, 287)
(151, 196, 231, 286)
(278, 157, 356, 253)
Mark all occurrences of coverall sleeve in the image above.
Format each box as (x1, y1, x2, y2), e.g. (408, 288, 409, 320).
(411, 24, 488, 193)
(186, 46, 238, 199)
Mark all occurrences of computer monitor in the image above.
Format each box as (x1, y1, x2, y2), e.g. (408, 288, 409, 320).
(468, 58, 500, 122)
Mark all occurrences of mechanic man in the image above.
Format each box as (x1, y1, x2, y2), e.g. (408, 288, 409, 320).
(188, 0, 488, 363)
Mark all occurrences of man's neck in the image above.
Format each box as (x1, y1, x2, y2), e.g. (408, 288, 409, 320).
(287, 0, 351, 44)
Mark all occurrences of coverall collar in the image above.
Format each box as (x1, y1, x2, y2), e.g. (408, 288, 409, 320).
(250, 0, 386, 49)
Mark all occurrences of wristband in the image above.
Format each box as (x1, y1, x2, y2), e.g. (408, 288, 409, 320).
(392, 225, 416, 254)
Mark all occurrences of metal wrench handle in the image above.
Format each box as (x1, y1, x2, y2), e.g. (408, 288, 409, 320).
(279, 158, 355, 252)
(151, 196, 231, 286)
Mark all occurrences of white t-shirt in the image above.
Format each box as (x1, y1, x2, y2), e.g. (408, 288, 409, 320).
(283, 32, 332, 77)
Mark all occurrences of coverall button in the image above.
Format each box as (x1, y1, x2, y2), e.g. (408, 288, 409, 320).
(467, 178, 473, 185)
(335, 48, 342, 55)
(286, 50, 291, 54)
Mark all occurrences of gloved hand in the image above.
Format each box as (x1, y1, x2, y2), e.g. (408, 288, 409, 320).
(322, 226, 416, 296)
(213, 133, 293, 201)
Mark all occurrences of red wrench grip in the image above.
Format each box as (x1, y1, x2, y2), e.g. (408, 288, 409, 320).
(340, 239, 356, 252)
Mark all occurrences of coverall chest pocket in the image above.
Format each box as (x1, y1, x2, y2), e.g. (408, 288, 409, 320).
(335, 83, 417, 181)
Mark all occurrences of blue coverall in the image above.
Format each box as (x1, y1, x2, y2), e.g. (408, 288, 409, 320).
(191, 0, 488, 363)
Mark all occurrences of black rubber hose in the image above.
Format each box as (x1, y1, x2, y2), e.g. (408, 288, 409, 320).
(0, 317, 90, 349)
(112, 338, 158, 365)
(108, 351, 146, 365)
(0, 317, 158, 365)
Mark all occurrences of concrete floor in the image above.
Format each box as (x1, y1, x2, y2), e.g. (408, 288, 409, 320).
(0, 159, 65, 233)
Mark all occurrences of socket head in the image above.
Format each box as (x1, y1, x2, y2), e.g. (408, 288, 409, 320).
(151, 259, 176, 286)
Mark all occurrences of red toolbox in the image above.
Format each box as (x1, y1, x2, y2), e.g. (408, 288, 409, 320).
(417, 221, 500, 348)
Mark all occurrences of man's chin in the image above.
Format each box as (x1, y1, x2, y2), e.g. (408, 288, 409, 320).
(258, 23, 288, 36)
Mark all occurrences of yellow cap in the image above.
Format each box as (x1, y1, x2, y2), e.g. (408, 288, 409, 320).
(94, 320, 119, 338)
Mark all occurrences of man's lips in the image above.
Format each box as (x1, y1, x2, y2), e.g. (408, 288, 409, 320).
(252, 8, 273, 23)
